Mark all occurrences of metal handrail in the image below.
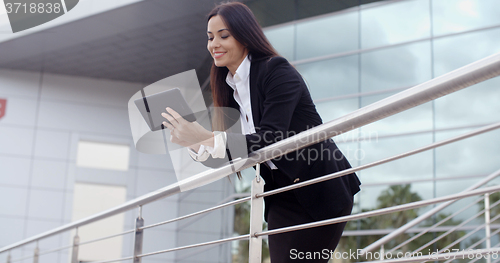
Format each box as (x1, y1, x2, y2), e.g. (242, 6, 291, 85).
(1, 51, 499, 259)
(412, 200, 500, 254)
(255, 185, 500, 238)
(363, 167, 500, 254)
(257, 122, 500, 199)
(388, 196, 484, 253)
(437, 214, 500, 258)
(46, 185, 500, 263)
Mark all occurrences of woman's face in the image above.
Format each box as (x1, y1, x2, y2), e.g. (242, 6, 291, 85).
(207, 15, 248, 74)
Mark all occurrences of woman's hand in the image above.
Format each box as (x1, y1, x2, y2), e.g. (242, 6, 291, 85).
(161, 108, 214, 150)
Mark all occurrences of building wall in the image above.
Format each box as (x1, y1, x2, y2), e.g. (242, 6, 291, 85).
(0, 69, 213, 263)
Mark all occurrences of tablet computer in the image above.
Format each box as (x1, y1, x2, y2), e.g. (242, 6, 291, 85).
(134, 88, 196, 131)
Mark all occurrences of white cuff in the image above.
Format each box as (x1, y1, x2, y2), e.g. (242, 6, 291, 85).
(188, 145, 210, 162)
(205, 131, 226, 159)
(187, 131, 227, 161)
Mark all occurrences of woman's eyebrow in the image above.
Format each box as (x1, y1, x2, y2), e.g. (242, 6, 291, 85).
(207, 28, 229, 34)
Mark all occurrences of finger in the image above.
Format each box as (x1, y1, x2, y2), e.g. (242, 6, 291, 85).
(166, 107, 187, 124)
(162, 121, 175, 131)
(161, 112, 178, 125)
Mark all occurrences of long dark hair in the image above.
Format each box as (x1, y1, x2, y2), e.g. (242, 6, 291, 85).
(207, 2, 279, 131)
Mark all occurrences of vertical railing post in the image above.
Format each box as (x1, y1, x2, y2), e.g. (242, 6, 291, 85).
(380, 245, 384, 260)
(71, 228, 80, 263)
(6, 252, 11, 263)
(248, 163, 264, 263)
(485, 193, 491, 263)
(33, 241, 39, 263)
(133, 206, 144, 263)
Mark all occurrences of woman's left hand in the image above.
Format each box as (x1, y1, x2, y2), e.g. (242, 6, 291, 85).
(161, 108, 214, 149)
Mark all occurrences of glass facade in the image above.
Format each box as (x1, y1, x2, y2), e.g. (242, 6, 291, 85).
(258, 0, 500, 246)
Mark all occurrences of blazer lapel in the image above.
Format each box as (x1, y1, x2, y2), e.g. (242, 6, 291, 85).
(249, 59, 261, 128)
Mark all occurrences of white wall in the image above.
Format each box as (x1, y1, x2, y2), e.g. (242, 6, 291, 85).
(0, 69, 185, 263)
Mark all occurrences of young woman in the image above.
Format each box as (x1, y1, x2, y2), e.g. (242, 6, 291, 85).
(162, 2, 361, 262)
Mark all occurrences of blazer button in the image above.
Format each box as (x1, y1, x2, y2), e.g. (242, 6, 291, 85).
(293, 178, 300, 183)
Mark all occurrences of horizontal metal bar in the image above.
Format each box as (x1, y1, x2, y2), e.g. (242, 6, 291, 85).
(412, 203, 495, 254)
(79, 229, 135, 246)
(344, 224, 500, 236)
(255, 184, 500, 238)
(139, 196, 250, 231)
(2, 50, 499, 254)
(87, 256, 134, 263)
(363, 167, 500, 253)
(256, 121, 500, 199)
(438, 213, 500, 254)
(137, 234, 250, 258)
(388, 196, 484, 253)
(37, 244, 74, 256)
(176, 193, 250, 230)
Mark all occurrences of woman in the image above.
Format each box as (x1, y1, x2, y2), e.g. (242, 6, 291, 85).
(162, 2, 361, 262)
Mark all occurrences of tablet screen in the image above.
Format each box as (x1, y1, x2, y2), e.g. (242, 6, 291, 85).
(134, 88, 196, 131)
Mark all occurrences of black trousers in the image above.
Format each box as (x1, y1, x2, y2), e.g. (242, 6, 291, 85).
(265, 169, 352, 263)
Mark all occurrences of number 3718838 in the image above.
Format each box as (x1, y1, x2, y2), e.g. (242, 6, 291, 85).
(5, 3, 62, 14)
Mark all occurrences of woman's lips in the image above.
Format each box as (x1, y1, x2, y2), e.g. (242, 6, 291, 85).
(213, 52, 226, 59)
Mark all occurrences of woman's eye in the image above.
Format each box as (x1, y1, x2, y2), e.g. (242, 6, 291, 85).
(208, 37, 213, 41)
(221, 35, 229, 39)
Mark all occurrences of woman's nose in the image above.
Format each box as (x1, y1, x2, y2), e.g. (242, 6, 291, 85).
(211, 37, 221, 48)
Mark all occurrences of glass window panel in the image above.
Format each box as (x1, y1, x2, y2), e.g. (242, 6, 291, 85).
(296, 55, 359, 100)
(360, 93, 433, 135)
(315, 98, 359, 123)
(264, 24, 295, 61)
(433, 28, 500, 76)
(356, 182, 433, 213)
(432, 0, 500, 36)
(434, 78, 500, 129)
(361, 41, 432, 93)
(435, 128, 500, 178)
(295, 11, 359, 60)
(359, 134, 434, 185)
(361, 0, 431, 49)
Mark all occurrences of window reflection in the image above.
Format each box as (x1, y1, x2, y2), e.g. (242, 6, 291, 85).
(433, 27, 500, 76)
(361, 0, 430, 49)
(433, 28, 500, 129)
(359, 133, 434, 184)
(432, 0, 500, 36)
(361, 41, 432, 93)
(435, 128, 500, 177)
(315, 98, 359, 123)
(264, 25, 295, 61)
(296, 55, 359, 100)
(295, 11, 359, 60)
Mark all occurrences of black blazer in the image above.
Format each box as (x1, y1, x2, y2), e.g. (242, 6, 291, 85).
(202, 56, 361, 221)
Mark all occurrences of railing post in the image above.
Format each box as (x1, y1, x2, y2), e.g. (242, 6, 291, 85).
(6, 252, 10, 263)
(71, 228, 79, 263)
(248, 163, 264, 263)
(33, 242, 39, 263)
(485, 193, 491, 263)
(380, 245, 384, 260)
(133, 206, 144, 263)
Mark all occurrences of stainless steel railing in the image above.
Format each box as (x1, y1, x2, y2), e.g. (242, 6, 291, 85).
(1, 51, 500, 263)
